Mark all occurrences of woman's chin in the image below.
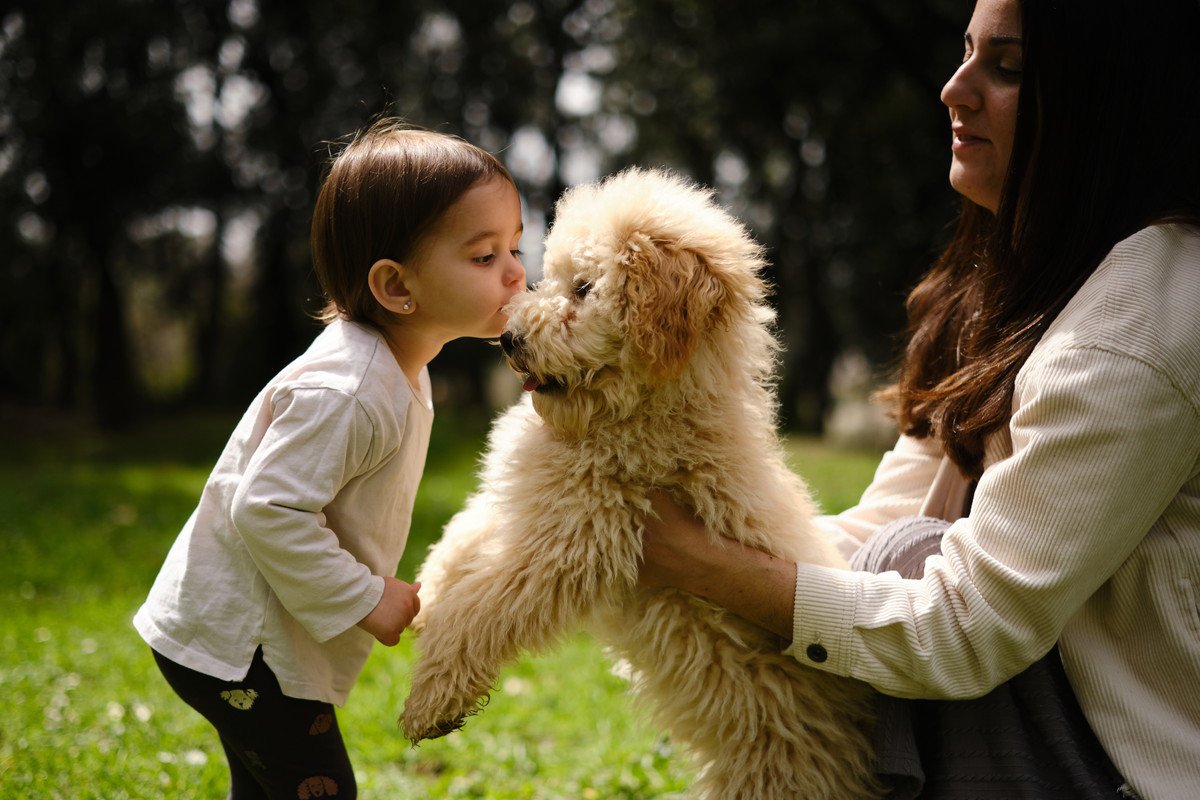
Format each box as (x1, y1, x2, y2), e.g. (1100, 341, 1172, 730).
(948, 171, 999, 213)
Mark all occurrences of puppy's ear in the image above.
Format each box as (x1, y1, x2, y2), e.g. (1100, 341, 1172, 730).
(622, 231, 730, 379)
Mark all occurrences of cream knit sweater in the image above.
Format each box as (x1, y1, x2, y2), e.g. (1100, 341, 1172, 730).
(797, 224, 1200, 799)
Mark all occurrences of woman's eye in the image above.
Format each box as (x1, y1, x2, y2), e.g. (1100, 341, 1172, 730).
(995, 64, 1022, 81)
(573, 280, 592, 299)
(474, 254, 496, 265)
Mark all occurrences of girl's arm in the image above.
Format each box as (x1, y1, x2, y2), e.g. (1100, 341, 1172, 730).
(358, 578, 421, 646)
(231, 386, 384, 643)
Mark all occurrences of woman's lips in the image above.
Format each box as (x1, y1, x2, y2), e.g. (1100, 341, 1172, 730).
(951, 128, 990, 151)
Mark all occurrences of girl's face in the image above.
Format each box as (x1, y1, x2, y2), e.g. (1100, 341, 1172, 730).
(941, 0, 1023, 213)
(405, 176, 527, 341)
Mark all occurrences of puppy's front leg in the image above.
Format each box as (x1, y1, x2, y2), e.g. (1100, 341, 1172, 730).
(409, 493, 497, 633)
(401, 506, 641, 743)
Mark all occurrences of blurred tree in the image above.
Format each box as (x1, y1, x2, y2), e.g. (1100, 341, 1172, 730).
(1, 1, 199, 427)
(1, 0, 968, 434)
(559, 0, 965, 431)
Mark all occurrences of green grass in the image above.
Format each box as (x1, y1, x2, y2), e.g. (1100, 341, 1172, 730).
(0, 409, 883, 799)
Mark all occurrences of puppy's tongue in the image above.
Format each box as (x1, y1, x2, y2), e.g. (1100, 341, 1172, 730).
(522, 376, 540, 392)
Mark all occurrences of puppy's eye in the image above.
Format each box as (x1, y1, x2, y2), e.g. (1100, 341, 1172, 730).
(573, 280, 592, 299)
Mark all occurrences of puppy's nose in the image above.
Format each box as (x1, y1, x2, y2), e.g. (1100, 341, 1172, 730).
(499, 331, 522, 355)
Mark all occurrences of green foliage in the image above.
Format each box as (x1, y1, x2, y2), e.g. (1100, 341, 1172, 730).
(0, 413, 881, 798)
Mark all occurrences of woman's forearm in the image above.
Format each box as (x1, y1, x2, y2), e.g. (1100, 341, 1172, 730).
(641, 493, 797, 641)
(688, 540, 797, 641)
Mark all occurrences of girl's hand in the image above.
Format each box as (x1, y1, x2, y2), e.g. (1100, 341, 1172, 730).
(358, 577, 422, 646)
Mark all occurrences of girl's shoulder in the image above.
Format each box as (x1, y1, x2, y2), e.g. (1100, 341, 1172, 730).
(272, 320, 415, 414)
(263, 321, 425, 460)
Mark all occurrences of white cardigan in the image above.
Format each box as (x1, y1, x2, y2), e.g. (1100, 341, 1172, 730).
(797, 224, 1200, 800)
(135, 319, 433, 705)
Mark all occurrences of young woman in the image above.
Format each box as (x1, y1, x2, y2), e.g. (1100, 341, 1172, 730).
(639, 1, 1200, 797)
(135, 120, 526, 799)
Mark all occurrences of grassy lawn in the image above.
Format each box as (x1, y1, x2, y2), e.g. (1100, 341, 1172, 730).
(0, 409, 883, 799)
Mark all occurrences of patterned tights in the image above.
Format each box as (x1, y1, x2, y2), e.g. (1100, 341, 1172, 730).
(152, 647, 356, 800)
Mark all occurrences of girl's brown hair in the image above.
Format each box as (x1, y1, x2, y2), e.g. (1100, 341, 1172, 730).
(309, 119, 515, 328)
(884, 0, 1200, 479)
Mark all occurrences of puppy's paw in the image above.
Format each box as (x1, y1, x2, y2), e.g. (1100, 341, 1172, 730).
(400, 687, 490, 745)
(402, 711, 469, 744)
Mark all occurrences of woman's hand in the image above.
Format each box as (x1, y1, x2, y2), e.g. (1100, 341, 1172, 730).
(640, 491, 798, 641)
(638, 491, 714, 592)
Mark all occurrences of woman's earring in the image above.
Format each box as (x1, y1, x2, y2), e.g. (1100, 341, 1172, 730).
(403, 301, 413, 312)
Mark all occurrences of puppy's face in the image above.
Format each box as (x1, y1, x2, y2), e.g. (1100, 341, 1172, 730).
(501, 170, 758, 435)
(502, 231, 626, 400)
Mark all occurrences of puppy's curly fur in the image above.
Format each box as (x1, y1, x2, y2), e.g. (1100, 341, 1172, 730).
(402, 169, 878, 799)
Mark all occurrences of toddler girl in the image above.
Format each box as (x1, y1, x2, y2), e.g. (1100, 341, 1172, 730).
(134, 119, 526, 799)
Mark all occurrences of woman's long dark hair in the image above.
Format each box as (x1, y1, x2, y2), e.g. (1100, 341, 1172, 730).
(887, 0, 1200, 479)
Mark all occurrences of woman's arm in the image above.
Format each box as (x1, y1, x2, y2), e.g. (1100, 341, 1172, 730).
(644, 346, 1200, 698)
(640, 434, 945, 637)
(640, 492, 797, 640)
(640, 431, 945, 640)
(814, 434, 943, 560)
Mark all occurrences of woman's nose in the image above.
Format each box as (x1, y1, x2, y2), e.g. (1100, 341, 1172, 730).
(941, 60, 980, 113)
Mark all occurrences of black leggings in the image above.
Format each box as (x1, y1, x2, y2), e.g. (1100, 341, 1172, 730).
(152, 647, 356, 800)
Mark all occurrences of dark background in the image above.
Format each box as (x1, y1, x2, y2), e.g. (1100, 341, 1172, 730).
(0, 0, 966, 435)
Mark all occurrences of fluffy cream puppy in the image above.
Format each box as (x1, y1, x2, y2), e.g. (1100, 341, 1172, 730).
(402, 169, 877, 799)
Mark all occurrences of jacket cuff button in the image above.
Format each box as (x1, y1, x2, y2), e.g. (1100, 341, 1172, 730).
(805, 643, 828, 663)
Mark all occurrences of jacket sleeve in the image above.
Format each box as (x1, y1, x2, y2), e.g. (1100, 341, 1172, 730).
(230, 386, 384, 643)
(788, 345, 1200, 698)
(814, 434, 944, 561)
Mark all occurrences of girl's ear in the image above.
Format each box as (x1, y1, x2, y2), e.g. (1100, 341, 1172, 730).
(368, 259, 415, 314)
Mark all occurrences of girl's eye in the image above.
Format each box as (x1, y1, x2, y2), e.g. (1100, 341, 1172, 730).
(573, 280, 592, 299)
(475, 250, 522, 265)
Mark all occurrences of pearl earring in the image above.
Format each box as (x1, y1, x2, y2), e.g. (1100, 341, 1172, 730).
(403, 301, 412, 311)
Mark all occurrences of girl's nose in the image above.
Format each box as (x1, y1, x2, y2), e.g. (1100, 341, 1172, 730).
(508, 253, 527, 286)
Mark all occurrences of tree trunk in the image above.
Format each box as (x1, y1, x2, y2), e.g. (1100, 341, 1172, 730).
(193, 206, 227, 404)
(87, 223, 140, 429)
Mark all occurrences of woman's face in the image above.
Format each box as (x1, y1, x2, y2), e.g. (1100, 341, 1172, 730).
(941, 0, 1023, 213)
